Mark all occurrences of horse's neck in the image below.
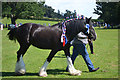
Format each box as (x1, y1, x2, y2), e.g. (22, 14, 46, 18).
(66, 25, 77, 42)
(65, 21, 87, 42)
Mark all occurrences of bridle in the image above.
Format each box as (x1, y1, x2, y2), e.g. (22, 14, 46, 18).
(61, 18, 91, 47)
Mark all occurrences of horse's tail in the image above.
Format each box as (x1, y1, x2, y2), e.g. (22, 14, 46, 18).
(7, 28, 17, 42)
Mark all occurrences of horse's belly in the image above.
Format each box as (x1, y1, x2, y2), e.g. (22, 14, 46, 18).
(31, 42, 53, 49)
(30, 36, 60, 49)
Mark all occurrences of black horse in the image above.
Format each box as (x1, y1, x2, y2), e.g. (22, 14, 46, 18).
(7, 17, 96, 77)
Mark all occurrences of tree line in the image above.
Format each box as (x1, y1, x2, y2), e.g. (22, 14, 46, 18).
(2, 2, 77, 24)
(94, 2, 120, 26)
(3, 1, 119, 26)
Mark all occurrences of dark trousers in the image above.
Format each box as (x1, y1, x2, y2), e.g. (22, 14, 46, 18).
(71, 43, 95, 71)
(88, 40, 93, 54)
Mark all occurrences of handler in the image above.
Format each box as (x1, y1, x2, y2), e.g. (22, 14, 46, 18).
(88, 39, 94, 54)
(66, 31, 99, 72)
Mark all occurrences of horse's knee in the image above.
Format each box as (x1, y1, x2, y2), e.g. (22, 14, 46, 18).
(46, 58, 51, 63)
(17, 51, 21, 62)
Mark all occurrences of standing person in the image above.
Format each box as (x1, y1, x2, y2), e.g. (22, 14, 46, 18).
(88, 39, 94, 54)
(6, 24, 7, 28)
(66, 32, 99, 72)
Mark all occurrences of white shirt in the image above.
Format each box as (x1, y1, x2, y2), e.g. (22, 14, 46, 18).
(77, 32, 88, 44)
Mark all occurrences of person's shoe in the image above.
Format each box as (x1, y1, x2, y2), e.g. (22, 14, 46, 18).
(90, 67, 99, 72)
(91, 52, 95, 54)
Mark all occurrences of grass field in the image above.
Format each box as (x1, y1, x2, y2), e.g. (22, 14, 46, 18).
(2, 17, 58, 26)
(1, 18, 118, 78)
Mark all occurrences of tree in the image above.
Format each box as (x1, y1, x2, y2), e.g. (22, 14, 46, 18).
(44, 5, 55, 18)
(94, 2, 120, 25)
(64, 10, 77, 19)
(57, 10, 64, 18)
(64, 10, 72, 18)
(2, 2, 45, 24)
(73, 10, 77, 18)
(57, 10, 61, 18)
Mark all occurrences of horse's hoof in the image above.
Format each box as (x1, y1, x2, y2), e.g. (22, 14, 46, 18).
(15, 69, 26, 76)
(70, 70, 82, 76)
(71, 72, 81, 76)
(39, 71, 48, 77)
(77, 70, 82, 74)
(39, 74, 48, 77)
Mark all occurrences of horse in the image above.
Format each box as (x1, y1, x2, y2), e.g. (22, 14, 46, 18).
(7, 17, 96, 77)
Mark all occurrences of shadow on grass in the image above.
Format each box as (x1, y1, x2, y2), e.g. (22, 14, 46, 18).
(1, 69, 90, 77)
(1, 72, 38, 77)
(47, 69, 68, 75)
(1, 69, 67, 77)
(82, 71, 89, 73)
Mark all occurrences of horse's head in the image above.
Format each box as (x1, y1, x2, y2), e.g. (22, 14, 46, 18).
(60, 17, 97, 43)
(86, 17, 97, 41)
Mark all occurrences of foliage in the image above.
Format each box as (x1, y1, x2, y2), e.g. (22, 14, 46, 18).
(64, 10, 77, 19)
(2, 2, 77, 24)
(2, 2, 45, 24)
(92, 19, 104, 23)
(43, 5, 63, 18)
(44, 5, 55, 18)
(94, 2, 120, 25)
(2, 17, 58, 26)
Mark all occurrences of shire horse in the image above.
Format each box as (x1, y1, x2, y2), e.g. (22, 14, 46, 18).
(7, 17, 96, 77)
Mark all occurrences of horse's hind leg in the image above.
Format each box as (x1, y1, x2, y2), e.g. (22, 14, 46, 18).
(15, 44, 30, 75)
(39, 49, 58, 77)
(64, 48, 82, 76)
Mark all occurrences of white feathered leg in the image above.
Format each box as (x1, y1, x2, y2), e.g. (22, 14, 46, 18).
(15, 55, 26, 75)
(39, 60, 49, 77)
(67, 56, 82, 76)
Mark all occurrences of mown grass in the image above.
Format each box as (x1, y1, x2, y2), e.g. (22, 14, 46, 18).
(1, 18, 118, 78)
(2, 17, 58, 26)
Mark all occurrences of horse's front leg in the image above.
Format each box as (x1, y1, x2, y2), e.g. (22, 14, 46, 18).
(38, 60, 49, 77)
(15, 45, 30, 75)
(64, 48, 82, 76)
(39, 50, 58, 77)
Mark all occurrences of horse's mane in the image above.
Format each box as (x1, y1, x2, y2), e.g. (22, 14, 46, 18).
(65, 19, 86, 41)
(50, 23, 60, 27)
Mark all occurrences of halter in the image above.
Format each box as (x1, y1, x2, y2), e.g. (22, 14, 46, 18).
(61, 18, 90, 47)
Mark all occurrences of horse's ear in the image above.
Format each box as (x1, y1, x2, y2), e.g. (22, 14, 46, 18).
(86, 17, 92, 24)
(86, 17, 89, 24)
(88, 17, 92, 21)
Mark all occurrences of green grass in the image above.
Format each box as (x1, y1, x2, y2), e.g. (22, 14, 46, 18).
(2, 17, 58, 26)
(1, 18, 118, 78)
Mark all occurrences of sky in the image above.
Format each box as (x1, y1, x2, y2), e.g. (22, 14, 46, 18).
(45, 0, 100, 19)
